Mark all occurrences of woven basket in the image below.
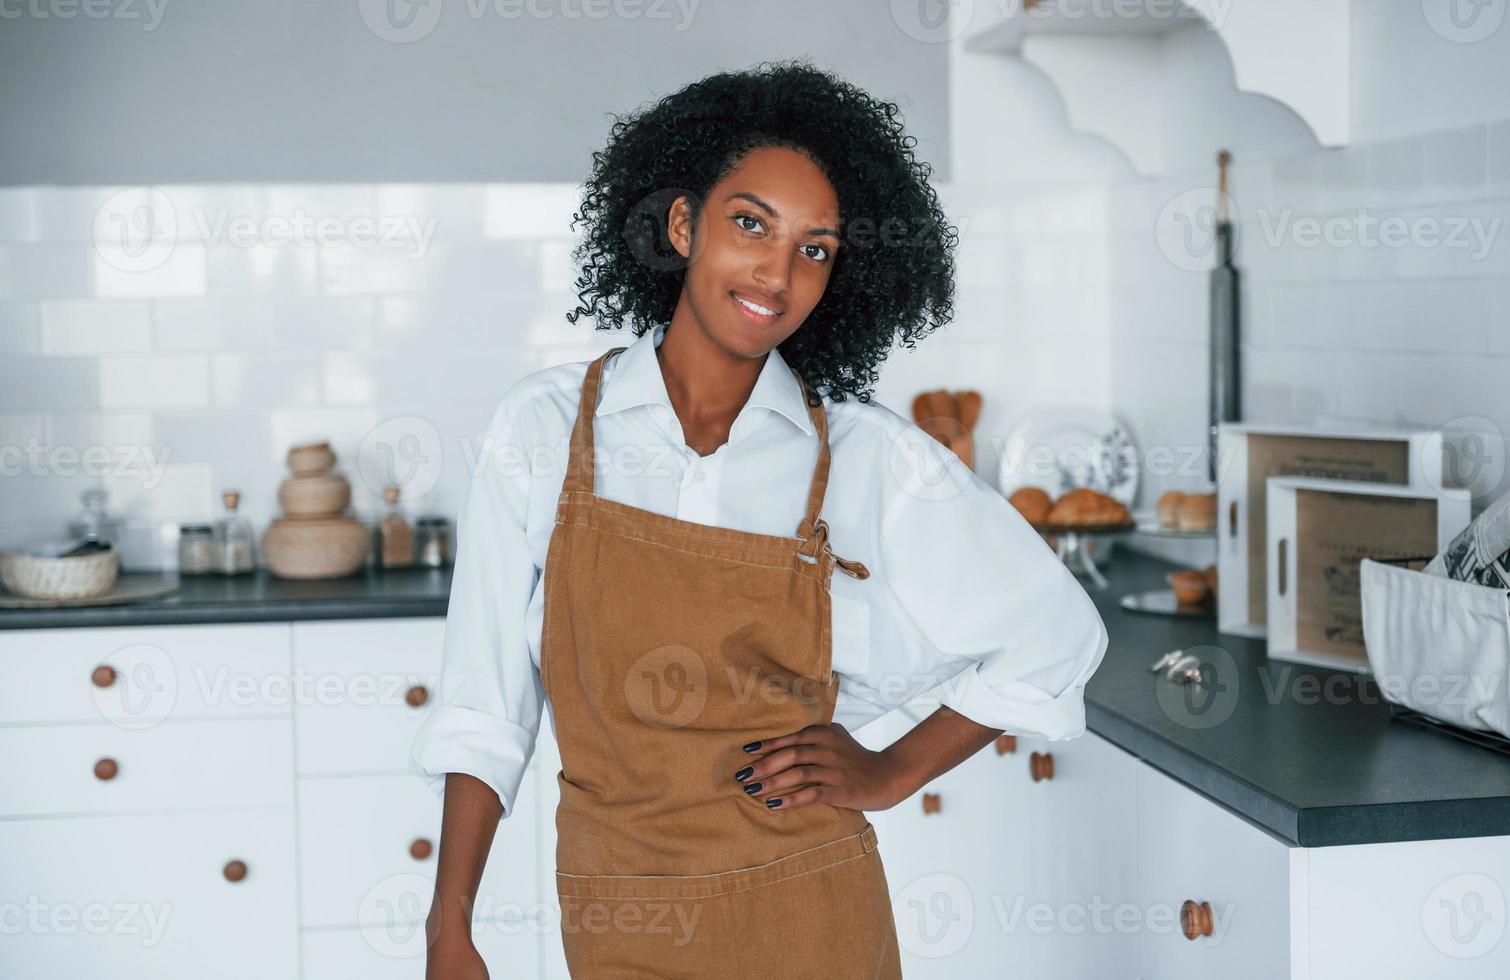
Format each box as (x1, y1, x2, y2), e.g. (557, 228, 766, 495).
(261, 516, 369, 579)
(0, 549, 120, 599)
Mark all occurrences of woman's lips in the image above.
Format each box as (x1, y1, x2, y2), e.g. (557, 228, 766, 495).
(730, 290, 782, 326)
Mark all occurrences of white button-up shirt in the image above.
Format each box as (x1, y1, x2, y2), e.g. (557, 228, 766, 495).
(410, 322, 1109, 817)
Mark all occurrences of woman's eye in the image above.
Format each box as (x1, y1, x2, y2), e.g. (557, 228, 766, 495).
(734, 214, 764, 234)
(803, 243, 831, 261)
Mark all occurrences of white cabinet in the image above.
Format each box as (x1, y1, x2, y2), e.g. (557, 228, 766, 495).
(0, 717, 293, 817)
(9, 617, 1510, 978)
(1017, 731, 1140, 977)
(290, 619, 442, 775)
(1136, 760, 1300, 979)
(0, 809, 299, 979)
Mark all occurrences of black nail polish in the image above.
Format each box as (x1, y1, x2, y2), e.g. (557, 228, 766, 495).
(766, 798, 783, 808)
(742, 740, 762, 752)
(734, 766, 753, 782)
(743, 782, 763, 795)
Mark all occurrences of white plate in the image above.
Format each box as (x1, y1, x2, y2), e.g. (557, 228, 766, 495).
(997, 408, 1139, 505)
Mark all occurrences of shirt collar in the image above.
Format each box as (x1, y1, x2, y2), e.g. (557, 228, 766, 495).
(595, 323, 815, 436)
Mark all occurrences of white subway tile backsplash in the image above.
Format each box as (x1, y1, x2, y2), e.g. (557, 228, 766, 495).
(0, 303, 41, 355)
(100, 355, 210, 409)
(1423, 124, 1489, 195)
(321, 352, 378, 405)
(153, 297, 375, 352)
(0, 245, 92, 299)
(319, 242, 431, 295)
(0, 189, 42, 244)
(5, 127, 1508, 565)
(205, 241, 320, 296)
(0, 357, 99, 411)
(154, 413, 268, 466)
(483, 184, 580, 239)
(91, 244, 209, 298)
(46, 413, 155, 458)
(39, 301, 152, 356)
(210, 352, 321, 410)
(1490, 119, 1510, 195)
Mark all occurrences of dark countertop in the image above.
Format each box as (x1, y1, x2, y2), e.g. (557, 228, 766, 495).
(5, 551, 1509, 848)
(1086, 549, 1510, 848)
(0, 566, 452, 630)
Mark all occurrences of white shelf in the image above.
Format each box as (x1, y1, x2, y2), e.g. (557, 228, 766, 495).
(961, 0, 1350, 174)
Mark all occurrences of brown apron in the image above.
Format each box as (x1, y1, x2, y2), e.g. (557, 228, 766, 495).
(540, 345, 903, 978)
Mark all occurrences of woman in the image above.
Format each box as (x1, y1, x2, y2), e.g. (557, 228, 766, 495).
(412, 60, 1109, 978)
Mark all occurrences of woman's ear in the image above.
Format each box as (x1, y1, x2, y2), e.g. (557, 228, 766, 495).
(667, 194, 695, 260)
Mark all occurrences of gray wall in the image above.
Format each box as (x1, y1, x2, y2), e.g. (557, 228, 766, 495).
(0, 0, 950, 185)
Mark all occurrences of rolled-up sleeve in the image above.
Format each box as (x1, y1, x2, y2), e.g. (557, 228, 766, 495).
(409, 401, 544, 819)
(877, 429, 1109, 740)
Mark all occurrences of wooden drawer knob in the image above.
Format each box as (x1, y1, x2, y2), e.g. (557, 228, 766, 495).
(410, 837, 434, 860)
(93, 757, 119, 781)
(1181, 899, 1213, 940)
(995, 734, 1017, 755)
(223, 859, 248, 883)
(1030, 751, 1054, 782)
(405, 684, 428, 708)
(92, 665, 117, 688)
(921, 792, 942, 815)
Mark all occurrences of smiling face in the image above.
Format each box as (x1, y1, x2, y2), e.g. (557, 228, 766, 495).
(667, 145, 842, 359)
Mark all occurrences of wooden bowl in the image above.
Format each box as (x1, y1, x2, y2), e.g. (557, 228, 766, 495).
(277, 472, 351, 518)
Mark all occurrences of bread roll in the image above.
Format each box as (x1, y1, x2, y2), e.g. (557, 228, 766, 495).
(1009, 486, 1053, 525)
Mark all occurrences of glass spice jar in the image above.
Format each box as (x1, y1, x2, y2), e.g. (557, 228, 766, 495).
(178, 524, 215, 575)
(414, 516, 451, 568)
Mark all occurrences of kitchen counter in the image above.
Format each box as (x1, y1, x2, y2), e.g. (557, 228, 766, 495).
(1085, 548, 1510, 848)
(0, 566, 452, 630)
(5, 551, 1509, 848)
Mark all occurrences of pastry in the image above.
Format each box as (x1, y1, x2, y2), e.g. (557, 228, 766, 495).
(1047, 487, 1132, 527)
(1009, 487, 1053, 525)
(1176, 491, 1217, 532)
(1168, 569, 1210, 604)
(1156, 490, 1185, 528)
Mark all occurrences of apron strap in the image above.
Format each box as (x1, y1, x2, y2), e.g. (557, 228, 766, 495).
(792, 368, 831, 546)
(564, 345, 625, 495)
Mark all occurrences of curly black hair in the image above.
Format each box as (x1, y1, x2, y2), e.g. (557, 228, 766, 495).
(565, 59, 958, 404)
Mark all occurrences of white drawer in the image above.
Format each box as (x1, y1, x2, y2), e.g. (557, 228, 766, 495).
(0, 717, 294, 818)
(291, 618, 443, 775)
(1136, 761, 1300, 979)
(301, 918, 541, 980)
(297, 772, 541, 929)
(0, 623, 292, 726)
(850, 704, 1035, 977)
(0, 809, 298, 979)
(1305, 834, 1510, 978)
(1016, 731, 1140, 978)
